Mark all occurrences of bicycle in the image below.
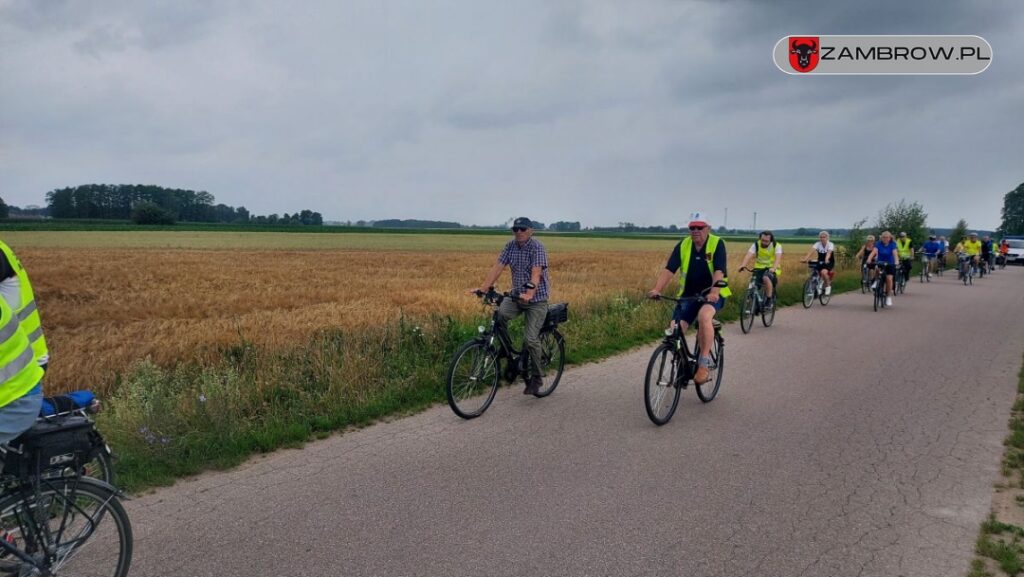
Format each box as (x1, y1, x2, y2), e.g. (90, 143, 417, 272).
(801, 262, 831, 308)
(643, 286, 725, 426)
(860, 263, 871, 294)
(872, 263, 892, 311)
(918, 252, 933, 283)
(936, 253, 945, 276)
(39, 391, 116, 486)
(445, 289, 567, 419)
(0, 416, 132, 576)
(958, 253, 974, 286)
(737, 267, 775, 334)
(894, 263, 907, 295)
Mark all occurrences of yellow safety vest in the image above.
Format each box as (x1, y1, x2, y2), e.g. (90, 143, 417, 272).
(754, 241, 780, 272)
(897, 238, 913, 258)
(0, 297, 43, 408)
(677, 235, 731, 298)
(0, 242, 47, 363)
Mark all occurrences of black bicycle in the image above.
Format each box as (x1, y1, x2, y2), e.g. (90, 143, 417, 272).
(643, 285, 725, 426)
(957, 253, 975, 286)
(894, 263, 907, 295)
(802, 262, 831, 308)
(0, 416, 132, 576)
(872, 262, 892, 312)
(445, 289, 567, 419)
(737, 267, 775, 333)
(860, 263, 871, 294)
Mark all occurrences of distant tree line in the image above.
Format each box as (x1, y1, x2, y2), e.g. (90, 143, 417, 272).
(40, 184, 321, 226)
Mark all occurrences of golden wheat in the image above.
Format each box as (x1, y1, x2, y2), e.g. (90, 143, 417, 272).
(5, 232, 823, 392)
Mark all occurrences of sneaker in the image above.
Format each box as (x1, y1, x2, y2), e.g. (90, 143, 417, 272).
(870, 280, 877, 290)
(886, 296, 893, 307)
(523, 376, 543, 395)
(824, 285, 832, 296)
(693, 365, 710, 385)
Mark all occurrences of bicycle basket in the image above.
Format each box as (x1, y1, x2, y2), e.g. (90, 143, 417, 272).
(544, 303, 569, 328)
(2, 416, 97, 479)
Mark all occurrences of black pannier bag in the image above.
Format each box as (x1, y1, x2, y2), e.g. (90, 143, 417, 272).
(544, 303, 569, 329)
(2, 415, 96, 479)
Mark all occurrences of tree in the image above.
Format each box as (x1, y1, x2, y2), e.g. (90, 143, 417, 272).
(845, 217, 869, 253)
(0, 197, 8, 219)
(999, 182, 1024, 235)
(875, 199, 928, 248)
(131, 201, 176, 225)
(950, 218, 968, 247)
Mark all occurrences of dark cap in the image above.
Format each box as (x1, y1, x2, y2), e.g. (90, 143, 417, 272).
(512, 217, 533, 229)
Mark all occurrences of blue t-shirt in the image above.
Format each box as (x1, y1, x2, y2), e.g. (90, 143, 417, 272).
(876, 241, 898, 264)
(922, 241, 941, 256)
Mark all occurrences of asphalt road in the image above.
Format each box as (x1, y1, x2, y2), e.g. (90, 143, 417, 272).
(127, 266, 1024, 577)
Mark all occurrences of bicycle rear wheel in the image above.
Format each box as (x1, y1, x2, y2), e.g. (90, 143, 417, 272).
(802, 278, 815, 308)
(43, 449, 116, 487)
(445, 340, 500, 419)
(533, 330, 564, 398)
(644, 343, 681, 426)
(696, 333, 724, 403)
(739, 290, 755, 334)
(0, 477, 132, 577)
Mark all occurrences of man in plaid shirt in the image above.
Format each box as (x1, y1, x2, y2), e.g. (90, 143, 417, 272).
(468, 217, 550, 395)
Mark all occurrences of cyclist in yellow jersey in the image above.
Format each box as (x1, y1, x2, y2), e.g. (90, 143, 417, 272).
(738, 230, 782, 308)
(896, 232, 914, 285)
(963, 232, 982, 267)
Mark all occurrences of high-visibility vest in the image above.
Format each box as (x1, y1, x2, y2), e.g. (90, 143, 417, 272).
(678, 235, 731, 298)
(897, 238, 913, 258)
(0, 296, 43, 408)
(0, 242, 47, 363)
(754, 241, 780, 271)
(963, 240, 982, 256)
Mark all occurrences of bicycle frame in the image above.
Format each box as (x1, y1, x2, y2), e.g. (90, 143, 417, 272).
(475, 291, 535, 380)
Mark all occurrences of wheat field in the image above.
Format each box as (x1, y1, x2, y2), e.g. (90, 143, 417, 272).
(3, 231, 825, 391)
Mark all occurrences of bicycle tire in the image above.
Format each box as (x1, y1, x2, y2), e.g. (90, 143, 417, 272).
(860, 268, 868, 293)
(643, 343, 681, 426)
(802, 278, 814, 309)
(533, 330, 564, 398)
(696, 333, 724, 403)
(0, 476, 133, 577)
(819, 286, 831, 306)
(445, 340, 500, 419)
(761, 296, 775, 327)
(739, 290, 755, 334)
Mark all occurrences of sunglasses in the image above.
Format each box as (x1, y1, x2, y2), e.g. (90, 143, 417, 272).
(512, 227, 527, 232)
(688, 226, 706, 231)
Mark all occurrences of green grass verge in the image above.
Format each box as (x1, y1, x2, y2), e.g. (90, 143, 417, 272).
(973, 354, 1024, 576)
(99, 269, 860, 492)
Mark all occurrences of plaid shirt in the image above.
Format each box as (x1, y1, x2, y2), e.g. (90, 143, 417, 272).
(498, 238, 549, 302)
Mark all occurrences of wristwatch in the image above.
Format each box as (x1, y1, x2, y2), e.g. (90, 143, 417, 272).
(523, 282, 537, 290)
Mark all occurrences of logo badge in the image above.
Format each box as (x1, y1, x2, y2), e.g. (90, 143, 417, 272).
(789, 36, 820, 72)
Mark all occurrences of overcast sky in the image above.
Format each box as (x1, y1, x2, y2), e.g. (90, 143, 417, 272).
(1, 0, 1020, 229)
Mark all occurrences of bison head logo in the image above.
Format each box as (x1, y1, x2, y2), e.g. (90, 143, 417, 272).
(789, 36, 819, 72)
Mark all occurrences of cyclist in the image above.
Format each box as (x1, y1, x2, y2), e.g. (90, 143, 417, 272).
(937, 235, 948, 271)
(981, 235, 995, 272)
(467, 217, 549, 395)
(896, 232, 914, 285)
(800, 231, 835, 296)
(962, 232, 983, 273)
(0, 240, 49, 372)
(854, 234, 877, 287)
(1000, 238, 1011, 266)
(0, 294, 45, 445)
(920, 235, 942, 278)
(738, 230, 782, 309)
(867, 231, 899, 307)
(647, 211, 730, 385)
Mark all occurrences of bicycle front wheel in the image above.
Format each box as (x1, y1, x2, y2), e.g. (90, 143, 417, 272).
(0, 477, 132, 577)
(533, 330, 565, 398)
(802, 278, 815, 308)
(739, 290, 755, 334)
(644, 343, 681, 426)
(761, 296, 776, 327)
(696, 333, 724, 402)
(446, 340, 500, 419)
